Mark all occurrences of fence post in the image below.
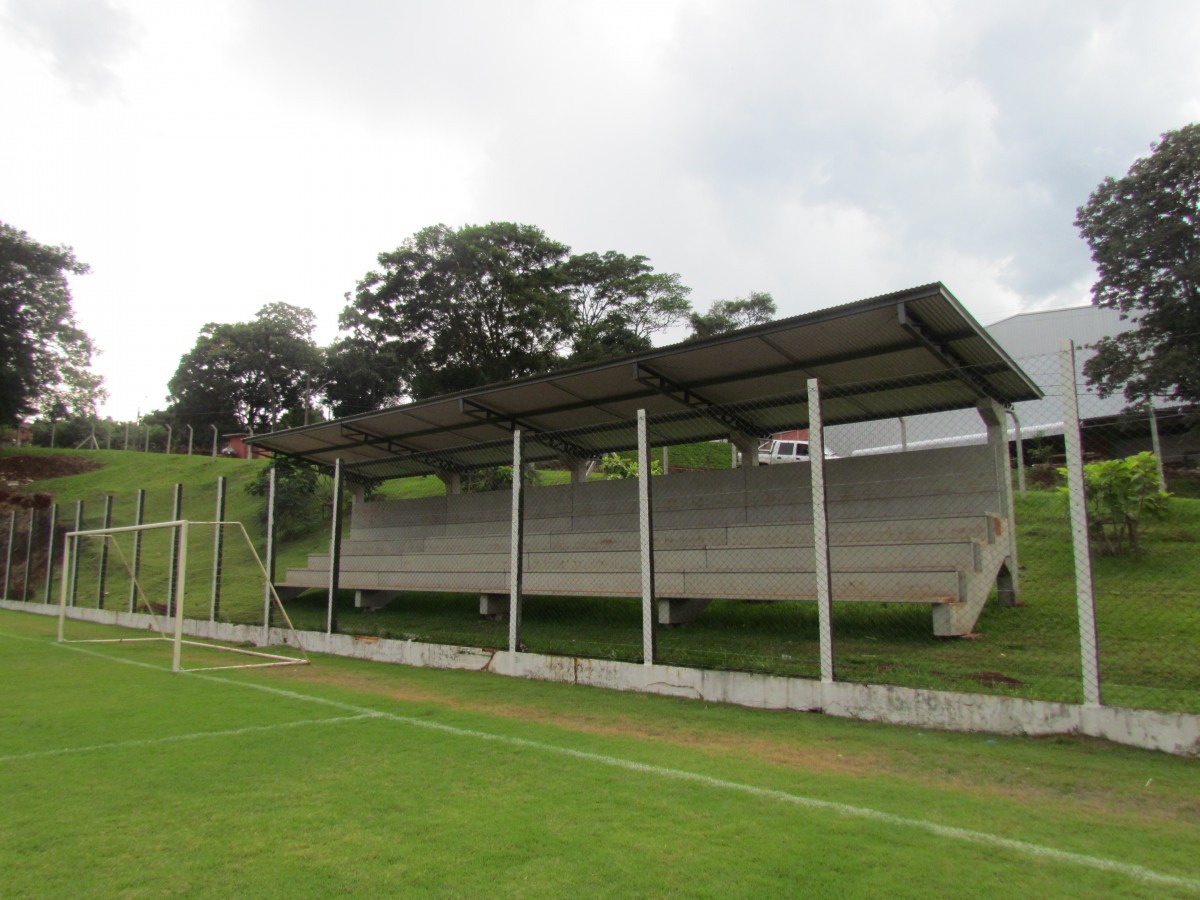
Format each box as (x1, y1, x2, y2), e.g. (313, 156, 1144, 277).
(42, 503, 58, 604)
(262, 466, 277, 645)
(637, 410, 657, 665)
(128, 490, 145, 612)
(69, 501, 83, 607)
(3, 510, 15, 599)
(327, 459, 344, 635)
(96, 495, 113, 608)
(808, 380, 835, 683)
(167, 484, 183, 616)
(1060, 340, 1102, 707)
(1148, 400, 1166, 490)
(210, 477, 225, 621)
(1008, 409, 1026, 497)
(508, 430, 525, 653)
(21, 507, 36, 602)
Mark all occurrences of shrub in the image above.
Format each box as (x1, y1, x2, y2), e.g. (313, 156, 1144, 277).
(598, 454, 662, 479)
(1058, 452, 1170, 555)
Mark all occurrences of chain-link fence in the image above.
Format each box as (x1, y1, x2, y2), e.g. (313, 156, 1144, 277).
(5, 343, 1197, 716)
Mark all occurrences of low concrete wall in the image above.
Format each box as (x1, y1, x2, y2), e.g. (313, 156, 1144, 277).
(7, 598, 1197, 757)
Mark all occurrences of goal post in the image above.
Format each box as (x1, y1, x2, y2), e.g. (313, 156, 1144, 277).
(57, 519, 309, 673)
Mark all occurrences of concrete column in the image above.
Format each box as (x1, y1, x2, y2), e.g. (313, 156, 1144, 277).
(508, 430, 525, 653)
(210, 477, 226, 621)
(808, 379, 834, 683)
(42, 503, 58, 604)
(262, 466, 277, 644)
(96, 495, 113, 608)
(326, 459, 344, 635)
(977, 399, 1018, 605)
(128, 490, 145, 612)
(437, 470, 463, 495)
(637, 410, 656, 665)
(1060, 341, 1102, 706)
(167, 484, 183, 616)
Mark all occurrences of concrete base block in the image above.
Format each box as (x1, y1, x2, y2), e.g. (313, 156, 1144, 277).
(657, 597, 712, 625)
(479, 593, 508, 620)
(354, 590, 397, 611)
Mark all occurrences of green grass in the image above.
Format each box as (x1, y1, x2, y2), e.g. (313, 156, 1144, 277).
(1, 610, 1197, 898)
(4, 447, 1199, 714)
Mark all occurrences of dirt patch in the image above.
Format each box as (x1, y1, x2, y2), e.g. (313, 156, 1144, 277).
(0, 453, 100, 487)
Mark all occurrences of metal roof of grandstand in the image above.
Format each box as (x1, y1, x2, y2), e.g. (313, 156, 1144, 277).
(250, 282, 1042, 480)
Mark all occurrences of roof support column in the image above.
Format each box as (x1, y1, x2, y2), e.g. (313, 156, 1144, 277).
(436, 470, 463, 495)
(559, 454, 592, 484)
(977, 399, 1019, 606)
(728, 431, 761, 468)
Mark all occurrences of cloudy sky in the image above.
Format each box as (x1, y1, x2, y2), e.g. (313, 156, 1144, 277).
(2, 0, 1198, 421)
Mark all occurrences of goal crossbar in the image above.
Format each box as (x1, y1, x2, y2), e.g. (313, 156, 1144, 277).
(57, 519, 309, 673)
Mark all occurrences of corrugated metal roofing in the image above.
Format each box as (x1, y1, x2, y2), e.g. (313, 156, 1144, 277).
(250, 282, 1042, 480)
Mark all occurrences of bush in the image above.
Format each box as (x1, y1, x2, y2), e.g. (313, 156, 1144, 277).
(598, 454, 662, 479)
(1059, 452, 1170, 555)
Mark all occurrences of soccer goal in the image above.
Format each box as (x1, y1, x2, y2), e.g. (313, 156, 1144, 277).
(56, 519, 309, 673)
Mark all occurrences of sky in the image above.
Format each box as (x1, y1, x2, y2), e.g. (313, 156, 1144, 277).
(2, 0, 1198, 422)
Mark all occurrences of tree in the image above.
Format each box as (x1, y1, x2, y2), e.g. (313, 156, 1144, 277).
(686, 291, 777, 340)
(0, 222, 106, 424)
(340, 223, 573, 400)
(322, 335, 409, 418)
(167, 303, 322, 434)
(560, 251, 690, 364)
(1076, 124, 1200, 407)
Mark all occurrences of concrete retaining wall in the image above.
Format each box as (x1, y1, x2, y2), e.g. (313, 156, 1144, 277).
(7, 598, 1196, 758)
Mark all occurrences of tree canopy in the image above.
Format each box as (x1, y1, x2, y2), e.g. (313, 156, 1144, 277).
(560, 251, 690, 364)
(0, 222, 105, 425)
(166, 302, 322, 434)
(337, 222, 693, 404)
(686, 291, 777, 340)
(1076, 124, 1200, 407)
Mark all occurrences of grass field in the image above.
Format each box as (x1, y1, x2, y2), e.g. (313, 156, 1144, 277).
(2, 609, 1198, 898)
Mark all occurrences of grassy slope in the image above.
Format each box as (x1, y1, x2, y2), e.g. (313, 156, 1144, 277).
(1, 611, 1197, 898)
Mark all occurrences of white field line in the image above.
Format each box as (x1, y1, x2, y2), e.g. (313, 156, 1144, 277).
(4, 629, 1197, 893)
(0, 714, 381, 764)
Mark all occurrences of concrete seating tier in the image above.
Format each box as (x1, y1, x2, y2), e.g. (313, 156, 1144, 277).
(281, 444, 1013, 636)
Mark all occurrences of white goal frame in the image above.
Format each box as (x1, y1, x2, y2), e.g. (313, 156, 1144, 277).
(56, 519, 309, 673)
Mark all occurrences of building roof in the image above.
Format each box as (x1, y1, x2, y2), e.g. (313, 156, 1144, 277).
(250, 282, 1041, 480)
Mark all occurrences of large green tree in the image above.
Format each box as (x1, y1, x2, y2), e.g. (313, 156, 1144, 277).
(0, 222, 106, 424)
(1076, 124, 1200, 406)
(686, 291, 777, 340)
(167, 302, 322, 434)
(335, 222, 694, 408)
(340, 223, 573, 400)
(560, 251, 691, 364)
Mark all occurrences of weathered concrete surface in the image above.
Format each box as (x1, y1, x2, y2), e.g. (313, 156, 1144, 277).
(7, 599, 1196, 757)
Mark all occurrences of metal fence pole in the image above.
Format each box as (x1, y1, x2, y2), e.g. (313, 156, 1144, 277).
(327, 459, 344, 635)
(210, 476, 225, 621)
(96, 495, 113, 608)
(1060, 340, 1102, 706)
(167, 484, 183, 616)
(637, 409, 656, 666)
(42, 503, 58, 604)
(1148, 400, 1166, 490)
(262, 466, 277, 644)
(3, 510, 15, 599)
(211, 424, 218, 459)
(21, 507, 35, 602)
(808, 379, 835, 683)
(69, 501, 83, 607)
(1008, 409, 1026, 497)
(128, 489, 145, 612)
(508, 430, 525, 653)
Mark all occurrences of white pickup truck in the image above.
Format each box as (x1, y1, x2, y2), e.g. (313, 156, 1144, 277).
(756, 439, 836, 465)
